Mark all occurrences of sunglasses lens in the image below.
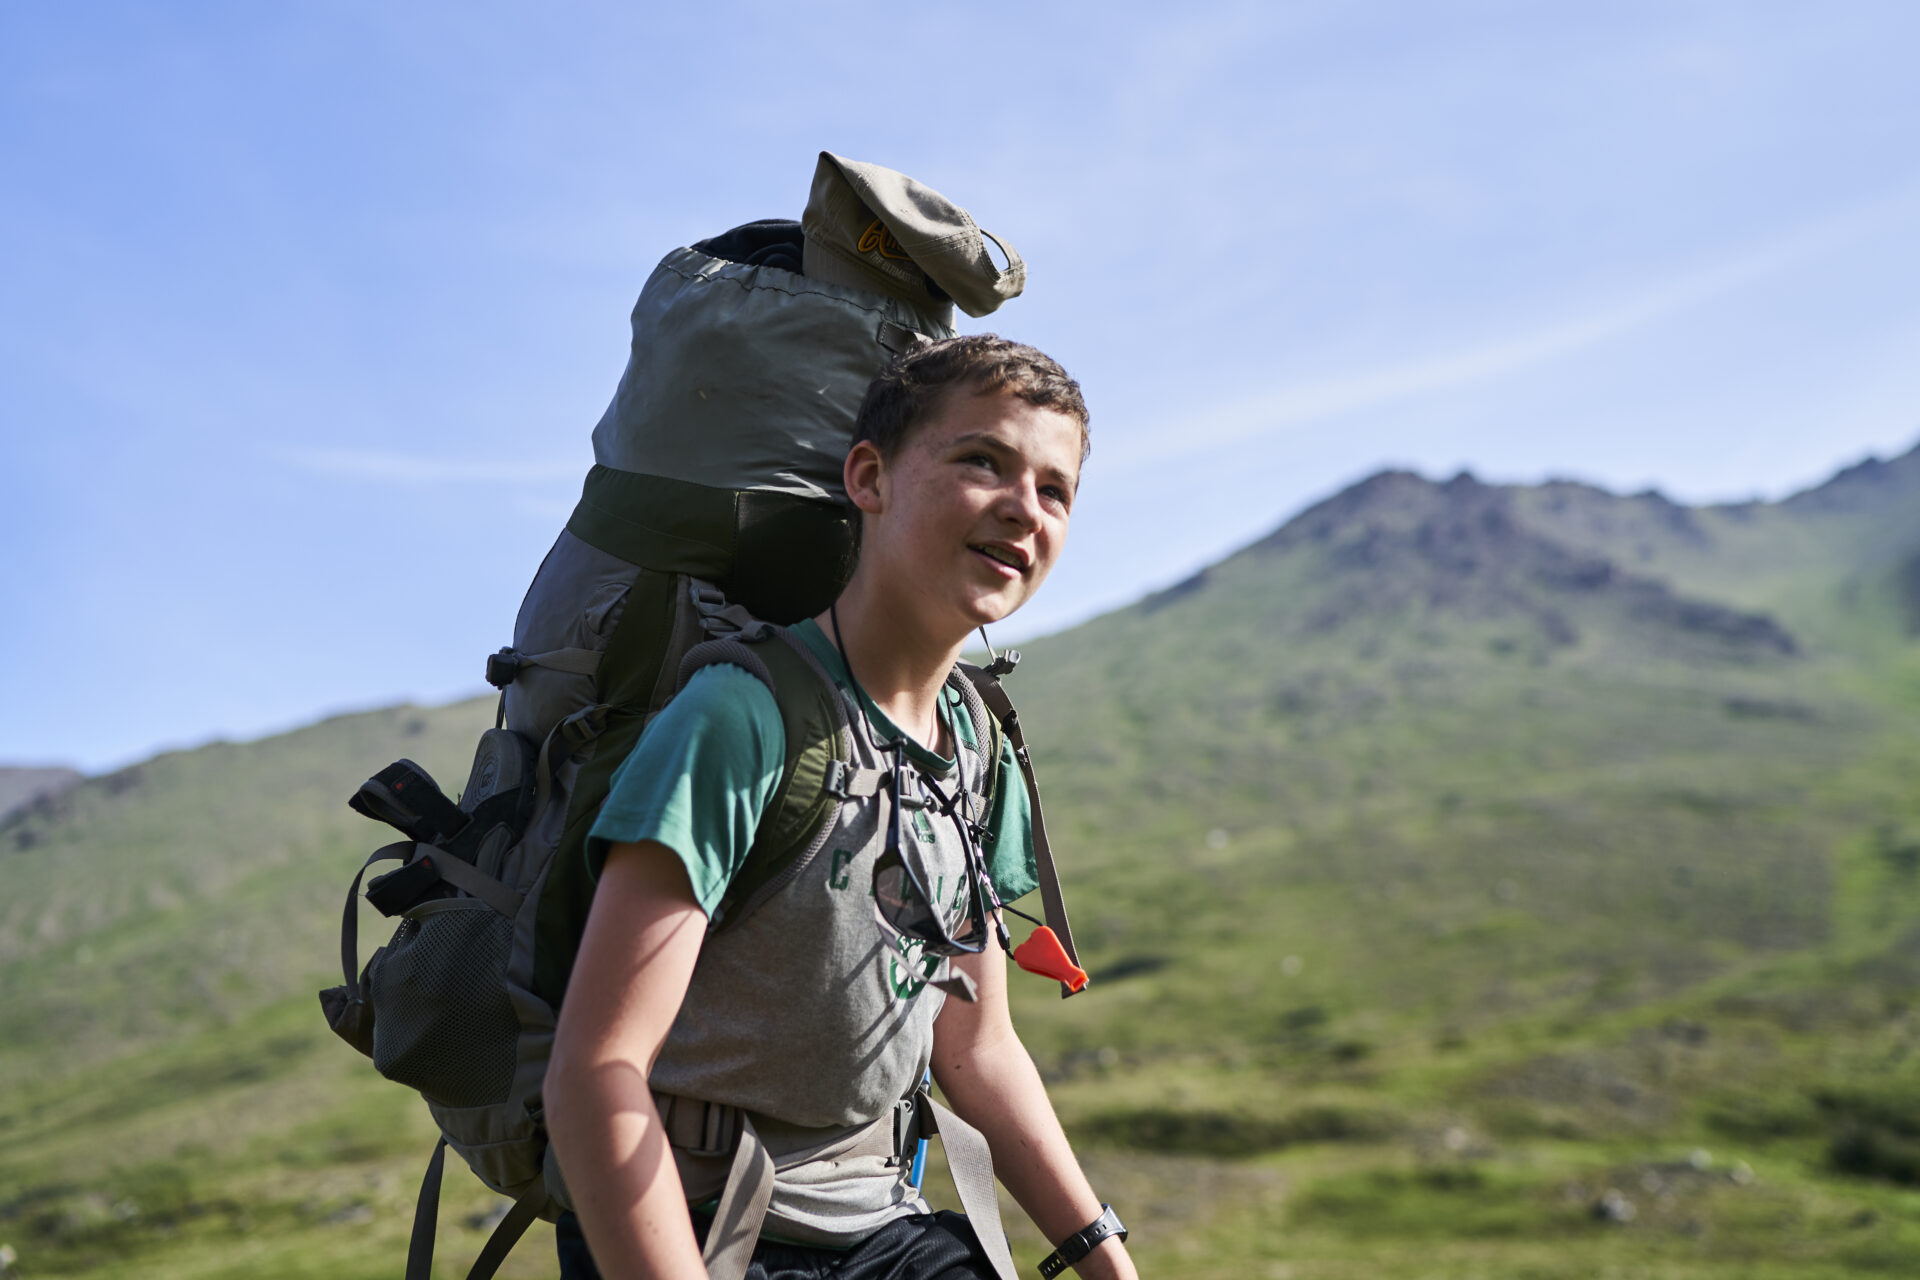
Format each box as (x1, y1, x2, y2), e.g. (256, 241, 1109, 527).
(873, 848, 986, 957)
(874, 856, 940, 937)
(949, 877, 987, 947)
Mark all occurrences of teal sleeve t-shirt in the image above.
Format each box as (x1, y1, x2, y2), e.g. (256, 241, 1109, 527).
(586, 651, 1036, 915)
(585, 664, 785, 916)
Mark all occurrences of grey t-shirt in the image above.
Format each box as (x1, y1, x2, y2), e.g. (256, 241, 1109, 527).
(586, 619, 1035, 1245)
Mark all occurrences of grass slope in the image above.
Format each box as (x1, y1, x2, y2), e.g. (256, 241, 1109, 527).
(5, 443, 1920, 1277)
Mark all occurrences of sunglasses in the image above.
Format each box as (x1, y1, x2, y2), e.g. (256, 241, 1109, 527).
(870, 744, 1003, 958)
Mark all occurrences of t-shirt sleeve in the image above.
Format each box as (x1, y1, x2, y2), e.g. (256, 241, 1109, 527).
(585, 663, 786, 918)
(983, 733, 1039, 903)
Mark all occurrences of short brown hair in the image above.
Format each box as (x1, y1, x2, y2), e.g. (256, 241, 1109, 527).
(850, 333, 1090, 463)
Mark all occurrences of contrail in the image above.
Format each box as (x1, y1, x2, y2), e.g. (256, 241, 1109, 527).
(1114, 189, 1917, 469)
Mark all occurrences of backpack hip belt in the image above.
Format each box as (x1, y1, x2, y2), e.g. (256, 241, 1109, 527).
(654, 1088, 1019, 1280)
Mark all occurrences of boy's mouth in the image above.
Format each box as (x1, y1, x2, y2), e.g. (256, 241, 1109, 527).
(970, 543, 1030, 574)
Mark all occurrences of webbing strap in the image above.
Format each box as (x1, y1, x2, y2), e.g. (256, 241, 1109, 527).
(1010, 737, 1081, 1000)
(339, 842, 411, 989)
(530, 721, 561, 835)
(928, 1098, 1019, 1280)
(876, 318, 931, 354)
(961, 670, 1085, 998)
(464, 1183, 545, 1280)
(655, 1094, 905, 1278)
(528, 700, 607, 839)
(822, 759, 888, 799)
(700, 1115, 774, 1280)
(405, 1137, 543, 1280)
(405, 1138, 448, 1280)
(690, 577, 765, 639)
(418, 845, 524, 918)
(518, 646, 605, 677)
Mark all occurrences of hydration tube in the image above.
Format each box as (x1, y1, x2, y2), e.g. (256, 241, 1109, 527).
(910, 1069, 931, 1189)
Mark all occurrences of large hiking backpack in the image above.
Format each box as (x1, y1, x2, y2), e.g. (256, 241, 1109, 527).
(320, 161, 1082, 1280)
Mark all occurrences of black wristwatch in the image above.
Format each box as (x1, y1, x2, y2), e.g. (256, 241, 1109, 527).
(1037, 1204, 1127, 1278)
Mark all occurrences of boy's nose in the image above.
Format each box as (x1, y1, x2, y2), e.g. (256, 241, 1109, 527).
(996, 479, 1044, 530)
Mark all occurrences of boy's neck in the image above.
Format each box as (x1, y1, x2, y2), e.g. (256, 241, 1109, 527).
(814, 575, 968, 754)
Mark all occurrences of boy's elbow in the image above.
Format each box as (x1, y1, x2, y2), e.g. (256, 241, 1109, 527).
(544, 1018, 614, 1143)
(545, 1020, 667, 1139)
(544, 1041, 581, 1140)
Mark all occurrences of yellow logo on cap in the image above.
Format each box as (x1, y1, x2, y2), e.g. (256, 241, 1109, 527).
(857, 219, 911, 261)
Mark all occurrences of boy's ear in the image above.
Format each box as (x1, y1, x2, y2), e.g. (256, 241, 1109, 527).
(843, 439, 887, 515)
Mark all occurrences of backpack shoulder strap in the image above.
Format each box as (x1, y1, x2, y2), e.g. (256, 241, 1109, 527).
(956, 661, 1085, 998)
(946, 666, 1003, 818)
(678, 625, 864, 930)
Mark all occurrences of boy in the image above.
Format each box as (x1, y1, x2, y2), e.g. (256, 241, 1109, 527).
(546, 335, 1137, 1280)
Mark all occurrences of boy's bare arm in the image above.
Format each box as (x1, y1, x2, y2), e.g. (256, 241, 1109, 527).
(545, 841, 710, 1280)
(931, 933, 1139, 1280)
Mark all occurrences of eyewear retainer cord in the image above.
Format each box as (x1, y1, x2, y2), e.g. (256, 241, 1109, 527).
(830, 604, 990, 953)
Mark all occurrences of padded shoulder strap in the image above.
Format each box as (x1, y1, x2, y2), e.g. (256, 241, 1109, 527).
(946, 665, 1002, 815)
(688, 626, 853, 931)
(676, 633, 775, 698)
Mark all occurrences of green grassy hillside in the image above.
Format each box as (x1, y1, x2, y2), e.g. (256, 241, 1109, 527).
(5, 444, 1920, 1278)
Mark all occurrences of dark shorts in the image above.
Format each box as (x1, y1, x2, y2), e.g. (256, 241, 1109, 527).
(556, 1208, 999, 1280)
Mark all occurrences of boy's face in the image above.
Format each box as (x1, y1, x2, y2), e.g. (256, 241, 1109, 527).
(849, 386, 1082, 634)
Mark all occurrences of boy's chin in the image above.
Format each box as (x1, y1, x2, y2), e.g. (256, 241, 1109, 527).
(959, 589, 1027, 630)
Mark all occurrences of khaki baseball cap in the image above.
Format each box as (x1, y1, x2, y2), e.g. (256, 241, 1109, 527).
(801, 151, 1025, 318)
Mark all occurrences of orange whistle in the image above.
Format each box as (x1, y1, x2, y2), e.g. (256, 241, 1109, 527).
(1012, 926, 1089, 992)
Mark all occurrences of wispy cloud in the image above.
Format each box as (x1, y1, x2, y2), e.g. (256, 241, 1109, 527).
(1116, 190, 1917, 469)
(284, 447, 585, 485)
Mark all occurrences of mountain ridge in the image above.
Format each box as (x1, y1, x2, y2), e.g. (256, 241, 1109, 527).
(5, 439, 1920, 1276)
(0, 767, 83, 824)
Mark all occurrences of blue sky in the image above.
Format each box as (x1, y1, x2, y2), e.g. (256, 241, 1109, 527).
(5, 1, 1918, 772)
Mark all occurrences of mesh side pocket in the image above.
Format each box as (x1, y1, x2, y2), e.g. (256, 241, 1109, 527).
(370, 902, 519, 1107)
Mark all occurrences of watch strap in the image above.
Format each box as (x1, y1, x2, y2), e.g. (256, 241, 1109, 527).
(1036, 1204, 1126, 1278)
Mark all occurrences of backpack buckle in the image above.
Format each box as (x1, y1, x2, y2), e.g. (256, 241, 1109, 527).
(558, 704, 610, 753)
(890, 1094, 934, 1165)
(823, 761, 887, 801)
(366, 850, 443, 915)
(656, 1094, 742, 1158)
(485, 648, 523, 689)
